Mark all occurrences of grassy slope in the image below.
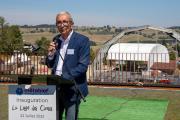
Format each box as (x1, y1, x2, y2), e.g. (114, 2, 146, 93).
(89, 87, 180, 120)
(0, 85, 180, 120)
(79, 96, 168, 120)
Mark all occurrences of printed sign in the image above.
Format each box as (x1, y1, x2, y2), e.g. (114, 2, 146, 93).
(8, 85, 56, 120)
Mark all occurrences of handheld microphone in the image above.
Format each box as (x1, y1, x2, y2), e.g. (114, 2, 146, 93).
(31, 44, 40, 52)
(52, 34, 61, 50)
(53, 40, 58, 50)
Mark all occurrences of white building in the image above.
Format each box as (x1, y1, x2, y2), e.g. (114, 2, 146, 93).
(107, 43, 169, 70)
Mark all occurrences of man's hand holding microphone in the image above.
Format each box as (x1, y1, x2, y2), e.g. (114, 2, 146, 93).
(48, 42, 56, 56)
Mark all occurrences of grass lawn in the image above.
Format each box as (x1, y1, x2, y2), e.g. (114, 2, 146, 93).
(1, 85, 180, 120)
(79, 96, 168, 120)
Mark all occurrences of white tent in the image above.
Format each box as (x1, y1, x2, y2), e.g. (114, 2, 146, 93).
(7, 53, 31, 65)
(107, 43, 169, 70)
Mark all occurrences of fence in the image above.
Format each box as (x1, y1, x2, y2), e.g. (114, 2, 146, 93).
(0, 52, 180, 86)
(88, 52, 180, 86)
(0, 52, 51, 83)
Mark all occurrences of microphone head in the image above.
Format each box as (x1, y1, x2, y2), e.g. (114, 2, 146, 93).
(31, 44, 40, 52)
(53, 34, 61, 49)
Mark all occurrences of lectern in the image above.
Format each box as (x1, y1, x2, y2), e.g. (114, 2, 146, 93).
(16, 74, 83, 120)
(46, 75, 74, 85)
(17, 75, 74, 85)
(18, 75, 32, 84)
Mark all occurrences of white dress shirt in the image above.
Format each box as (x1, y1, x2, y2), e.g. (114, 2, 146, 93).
(55, 30, 73, 76)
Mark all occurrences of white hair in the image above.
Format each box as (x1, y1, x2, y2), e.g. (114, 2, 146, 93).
(56, 11, 74, 24)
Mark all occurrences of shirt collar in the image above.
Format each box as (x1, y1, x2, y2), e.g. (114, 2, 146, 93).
(59, 30, 73, 43)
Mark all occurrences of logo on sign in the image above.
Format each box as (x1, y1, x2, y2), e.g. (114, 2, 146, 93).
(16, 88, 23, 95)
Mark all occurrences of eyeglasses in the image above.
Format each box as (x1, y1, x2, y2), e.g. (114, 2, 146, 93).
(56, 20, 70, 26)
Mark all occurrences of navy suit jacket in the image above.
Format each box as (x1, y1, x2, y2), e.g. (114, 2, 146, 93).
(46, 32, 90, 99)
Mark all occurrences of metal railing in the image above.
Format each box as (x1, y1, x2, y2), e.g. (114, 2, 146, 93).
(0, 52, 180, 87)
(88, 52, 180, 86)
(0, 51, 51, 83)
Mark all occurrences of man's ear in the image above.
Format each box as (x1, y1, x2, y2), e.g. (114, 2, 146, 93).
(70, 21, 74, 25)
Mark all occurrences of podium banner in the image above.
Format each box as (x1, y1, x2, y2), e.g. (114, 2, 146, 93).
(8, 85, 56, 120)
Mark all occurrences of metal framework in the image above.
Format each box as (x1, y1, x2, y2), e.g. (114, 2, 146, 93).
(92, 25, 180, 76)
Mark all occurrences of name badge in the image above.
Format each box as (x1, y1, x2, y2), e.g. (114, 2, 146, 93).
(67, 49, 74, 55)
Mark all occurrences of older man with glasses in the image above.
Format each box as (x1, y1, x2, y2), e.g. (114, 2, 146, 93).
(46, 11, 90, 120)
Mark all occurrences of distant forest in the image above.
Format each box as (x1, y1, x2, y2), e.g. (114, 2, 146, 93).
(20, 24, 56, 28)
(20, 24, 180, 29)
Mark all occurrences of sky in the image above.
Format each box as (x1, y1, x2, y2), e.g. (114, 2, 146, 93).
(0, 0, 180, 27)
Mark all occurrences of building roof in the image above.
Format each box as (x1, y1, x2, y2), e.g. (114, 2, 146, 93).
(108, 43, 168, 53)
(151, 60, 176, 70)
(107, 43, 170, 69)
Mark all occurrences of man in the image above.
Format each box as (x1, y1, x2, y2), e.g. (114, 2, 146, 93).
(46, 11, 90, 120)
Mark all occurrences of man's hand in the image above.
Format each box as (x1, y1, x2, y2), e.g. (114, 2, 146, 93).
(48, 42, 56, 56)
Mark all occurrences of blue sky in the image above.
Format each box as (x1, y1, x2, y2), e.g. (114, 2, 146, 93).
(0, 0, 180, 27)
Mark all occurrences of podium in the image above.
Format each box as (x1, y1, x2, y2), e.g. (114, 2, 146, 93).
(9, 82, 57, 120)
(17, 75, 74, 85)
(46, 75, 74, 85)
(15, 75, 74, 120)
(18, 75, 32, 84)
(14, 75, 86, 120)
(47, 75, 86, 102)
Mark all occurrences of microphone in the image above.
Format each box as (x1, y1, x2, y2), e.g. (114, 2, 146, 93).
(31, 44, 40, 52)
(53, 34, 61, 50)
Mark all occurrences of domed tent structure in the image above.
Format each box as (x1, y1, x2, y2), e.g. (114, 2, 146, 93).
(93, 26, 180, 71)
(89, 25, 180, 82)
(107, 43, 169, 70)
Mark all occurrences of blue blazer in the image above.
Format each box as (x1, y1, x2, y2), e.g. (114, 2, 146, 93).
(46, 32, 90, 98)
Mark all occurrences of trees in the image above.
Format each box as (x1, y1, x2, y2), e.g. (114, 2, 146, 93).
(169, 51, 176, 60)
(0, 17, 23, 53)
(177, 44, 180, 57)
(161, 39, 168, 48)
(35, 37, 50, 55)
(0, 16, 5, 33)
(90, 48, 95, 63)
(1, 25, 23, 52)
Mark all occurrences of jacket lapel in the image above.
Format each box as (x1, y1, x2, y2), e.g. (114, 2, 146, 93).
(64, 32, 77, 63)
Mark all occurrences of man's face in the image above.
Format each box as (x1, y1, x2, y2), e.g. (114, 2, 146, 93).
(56, 14, 73, 35)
